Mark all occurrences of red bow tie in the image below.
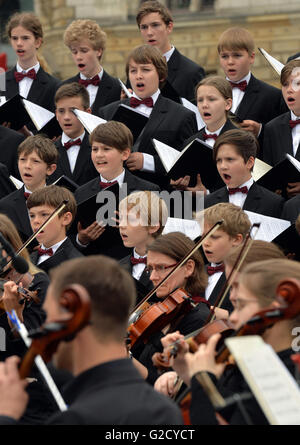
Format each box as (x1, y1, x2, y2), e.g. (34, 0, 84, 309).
(229, 80, 247, 92)
(289, 119, 300, 129)
(228, 186, 248, 195)
(37, 247, 53, 257)
(207, 264, 225, 276)
(130, 256, 147, 265)
(129, 97, 154, 108)
(78, 75, 100, 87)
(14, 69, 37, 83)
(99, 180, 118, 189)
(24, 192, 31, 200)
(203, 132, 218, 141)
(63, 138, 81, 150)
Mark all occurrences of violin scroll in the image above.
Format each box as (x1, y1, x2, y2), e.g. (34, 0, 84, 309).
(19, 283, 91, 378)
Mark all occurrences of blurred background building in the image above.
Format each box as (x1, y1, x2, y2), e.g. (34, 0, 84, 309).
(1, 0, 300, 86)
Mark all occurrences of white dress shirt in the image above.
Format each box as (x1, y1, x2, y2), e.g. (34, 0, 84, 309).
(16, 62, 40, 99)
(205, 263, 223, 300)
(79, 69, 103, 107)
(37, 237, 67, 265)
(228, 177, 254, 208)
(130, 89, 160, 173)
(131, 248, 147, 280)
(61, 131, 85, 173)
(290, 111, 300, 157)
(227, 72, 251, 114)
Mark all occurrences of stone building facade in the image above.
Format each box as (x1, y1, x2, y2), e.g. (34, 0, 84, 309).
(34, 0, 300, 88)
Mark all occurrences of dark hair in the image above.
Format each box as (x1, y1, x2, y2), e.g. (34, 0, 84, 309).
(55, 82, 90, 110)
(126, 45, 168, 88)
(280, 59, 300, 86)
(213, 129, 258, 164)
(18, 135, 58, 166)
(50, 255, 136, 341)
(27, 185, 77, 230)
(147, 232, 208, 296)
(90, 121, 133, 152)
(6, 12, 43, 41)
(136, 1, 173, 27)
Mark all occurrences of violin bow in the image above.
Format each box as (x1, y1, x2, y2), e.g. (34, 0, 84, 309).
(205, 222, 261, 324)
(4, 200, 69, 270)
(128, 220, 224, 324)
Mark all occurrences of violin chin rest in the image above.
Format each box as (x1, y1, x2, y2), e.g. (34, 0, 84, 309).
(28, 322, 67, 338)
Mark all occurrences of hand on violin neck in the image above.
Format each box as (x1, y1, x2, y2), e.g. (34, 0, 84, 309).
(3, 281, 24, 328)
(186, 333, 226, 380)
(160, 331, 190, 386)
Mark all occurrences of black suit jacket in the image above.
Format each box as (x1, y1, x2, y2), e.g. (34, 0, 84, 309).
(0, 186, 33, 244)
(165, 48, 205, 103)
(262, 112, 294, 166)
(119, 253, 153, 305)
(49, 132, 99, 186)
(235, 74, 285, 125)
(61, 70, 121, 113)
(30, 237, 83, 275)
(0, 125, 24, 178)
(281, 195, 300, 223)
(98, 94, 198, 189)
(5, 66, 60, 112)
(204, 182, 285, 219)
(183, 118, 237, 148)
(0, 163, 17, 199)
(206, 272, 233, 313)
(73, 169, 160, 258)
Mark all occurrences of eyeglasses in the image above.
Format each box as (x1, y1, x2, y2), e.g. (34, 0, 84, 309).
(145, 263, 178, 275)
(231, 298, 258, 311)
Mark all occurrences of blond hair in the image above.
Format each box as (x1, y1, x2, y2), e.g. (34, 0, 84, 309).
(64, 19, 106, 56)
(119, 191, 168, 238)
(218, 27, 255, 55)
(200, 203, 251, 239)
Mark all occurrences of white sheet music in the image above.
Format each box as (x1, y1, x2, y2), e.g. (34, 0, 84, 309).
(163, 217, 201, 240)
(226, 336, 300, 425)
(22, 99, 55, 130)
(118, 79, 133, 98)
(0, 96, 6, 106)
(181, 97, 205, 130)
(152, 138, 180, 172)
(245, 210, 291, 242)
(9, 175, 23, 189)
(73, 108, 106, 134)
(286, 153, 300, 172)
(252, 158, 272, 181)
(258, 48, 284, 75)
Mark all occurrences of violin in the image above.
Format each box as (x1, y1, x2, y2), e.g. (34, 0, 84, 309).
(127, 220, 224, 350)
(0, 279, 40, 316)
(19, 283, 91, 379)
(179, 278, 300, 425)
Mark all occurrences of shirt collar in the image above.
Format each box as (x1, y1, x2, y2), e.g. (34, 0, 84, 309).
(132, 89, 160, 106)
(16, 61, 40, 74)
(133, 248, 147, 259)
(163, 46, 175, 62)
(227, 177, 254, 191)
(100, 168, 125, 187)
(80, 68, 103, 81)
(62, 131, 85, 145)
(291, 111, 300, 120)
(226, 71, 251, 85)
(205, 123, 225, 135)
(40, 237, 67, 254)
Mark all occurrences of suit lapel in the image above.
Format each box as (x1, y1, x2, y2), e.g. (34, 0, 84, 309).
(278, 113, 294, 156)
(57, 141, 73, 178)
(92, 71, 114, 112)
(243, 182, 262, 212)
(141, 95, 169, 141)
(72, 133, 91, 180)
(5, 69, 19, 98)
(14, 188, 32, 236)
(235, 74, 260, 120)
(27, 67, 49, 105)
(167, 49, 180, 84)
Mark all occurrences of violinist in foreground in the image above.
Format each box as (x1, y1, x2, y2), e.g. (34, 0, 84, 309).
(130, 231, 211, 385)
(0, 255, 183, 425)
(0, 213, 58, 423)
(161, 258, 300, 425)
